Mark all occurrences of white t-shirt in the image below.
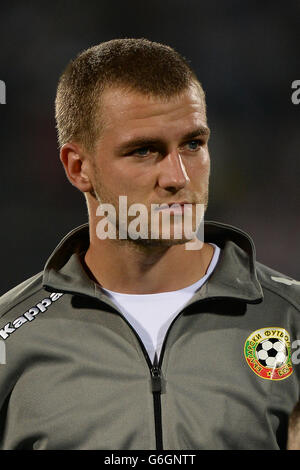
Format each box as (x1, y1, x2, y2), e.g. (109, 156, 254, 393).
(101, 244, 221, 363)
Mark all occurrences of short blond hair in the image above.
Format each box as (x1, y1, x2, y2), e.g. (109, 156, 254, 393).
(55, 38, 205, 152)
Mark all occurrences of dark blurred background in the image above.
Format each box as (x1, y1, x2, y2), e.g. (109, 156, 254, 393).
(0, 0, 299, 295)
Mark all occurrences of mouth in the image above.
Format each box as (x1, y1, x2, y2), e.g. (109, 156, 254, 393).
(154, 201, 194, 212)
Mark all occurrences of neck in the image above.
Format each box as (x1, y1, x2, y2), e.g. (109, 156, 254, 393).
(84, 213, 214, 294)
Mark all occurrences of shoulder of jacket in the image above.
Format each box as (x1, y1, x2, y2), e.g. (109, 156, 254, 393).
(0, 272, 45, 319)
(255, 261, 300, 311)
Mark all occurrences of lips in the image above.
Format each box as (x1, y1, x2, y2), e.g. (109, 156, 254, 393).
(154, 202, 193, 212)
(167, 201, 191, 207)
(156, 201, 192, 206)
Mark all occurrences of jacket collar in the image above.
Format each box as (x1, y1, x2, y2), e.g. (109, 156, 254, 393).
(184, 221, 263, 305)
(43, 221, 263, 305)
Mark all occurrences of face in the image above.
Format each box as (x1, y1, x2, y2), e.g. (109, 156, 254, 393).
(88, 84, 210, 246)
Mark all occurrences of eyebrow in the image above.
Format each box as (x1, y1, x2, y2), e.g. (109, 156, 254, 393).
(181, 126, 210, 140)
(116, 126, 210, 155)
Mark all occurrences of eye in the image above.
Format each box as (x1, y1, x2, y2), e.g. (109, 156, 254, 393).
(132, 146, 155, 157)
(136, 147, 150, 156)
(185, 139, 203, 151)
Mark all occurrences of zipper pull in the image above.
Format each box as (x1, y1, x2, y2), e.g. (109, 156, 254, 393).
(151, 365, 162, 393)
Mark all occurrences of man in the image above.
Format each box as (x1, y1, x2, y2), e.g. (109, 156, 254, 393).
(0, 38, 299, 450)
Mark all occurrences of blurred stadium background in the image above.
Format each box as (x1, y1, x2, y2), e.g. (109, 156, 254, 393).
(0, 0, 299, 294)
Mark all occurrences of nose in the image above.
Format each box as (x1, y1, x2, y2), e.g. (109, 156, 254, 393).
(157, 151, 189, 192)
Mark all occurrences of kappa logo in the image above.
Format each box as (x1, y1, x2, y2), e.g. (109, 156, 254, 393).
(0, 292, 64, 340)
(244, 327, 293, 380)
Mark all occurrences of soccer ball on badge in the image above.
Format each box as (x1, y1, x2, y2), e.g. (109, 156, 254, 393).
(256, 338, 288, 368)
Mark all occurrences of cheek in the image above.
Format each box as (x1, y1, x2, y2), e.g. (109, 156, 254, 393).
(121, 160, 157, 189)
(186, 150, 210, 177)
(204, 153, 211, 175)
(96, 159, 154, 197)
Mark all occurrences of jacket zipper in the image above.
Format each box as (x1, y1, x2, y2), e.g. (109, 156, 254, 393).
(108, 304, 186, 451)
(151, 364, 163, 449)
(102, 309, 166, 449)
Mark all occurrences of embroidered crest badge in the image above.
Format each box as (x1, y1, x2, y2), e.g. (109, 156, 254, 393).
(244, 327, 293, 380)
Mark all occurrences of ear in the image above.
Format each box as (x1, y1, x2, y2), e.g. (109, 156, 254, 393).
(60, 142, 92, 193)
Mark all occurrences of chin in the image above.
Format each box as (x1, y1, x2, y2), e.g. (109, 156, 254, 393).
(128, 236, 190, 249)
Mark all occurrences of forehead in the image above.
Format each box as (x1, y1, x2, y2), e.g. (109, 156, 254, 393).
(98, 85, 207, 142)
